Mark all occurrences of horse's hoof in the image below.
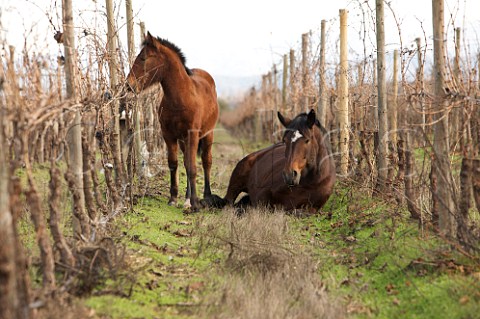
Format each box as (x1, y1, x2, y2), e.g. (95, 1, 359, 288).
(182, 207, 193, 214)
(183, 198, 192, 209)
(168, 199, 177, 206)
(183, 204, 200, 214)
(200, 194, 226, 208)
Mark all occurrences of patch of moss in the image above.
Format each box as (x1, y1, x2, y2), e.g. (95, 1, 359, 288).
(299, 183, 479, 319)
(85, 196, 215, 318)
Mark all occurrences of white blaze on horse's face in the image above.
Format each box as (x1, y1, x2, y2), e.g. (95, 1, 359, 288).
(283, 129, 308, 186)
(291, 130, 303, 143)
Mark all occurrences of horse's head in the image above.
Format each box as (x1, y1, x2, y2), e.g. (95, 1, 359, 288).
(126, 32, 191, 93)
(126, 32, 163, 93)
(278, 109, 319, 186)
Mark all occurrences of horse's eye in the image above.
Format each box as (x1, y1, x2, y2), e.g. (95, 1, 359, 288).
(305, 139, 310, 144)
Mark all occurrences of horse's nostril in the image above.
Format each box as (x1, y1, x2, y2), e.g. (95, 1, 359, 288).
(293, 170, 298, 178)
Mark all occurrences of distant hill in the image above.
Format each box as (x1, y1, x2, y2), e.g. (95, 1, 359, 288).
(213, 75, 260, 99)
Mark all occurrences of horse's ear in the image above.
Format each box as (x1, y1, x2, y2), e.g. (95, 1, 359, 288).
(278, 111, 291, 128)
(145, 31, 154, 45)
(306, 109, 316, 128)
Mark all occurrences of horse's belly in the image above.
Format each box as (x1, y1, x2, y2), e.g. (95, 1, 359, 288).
(276, 187, 321, 209)
(159, 101, 217, 139)
(249, 184, 318, 209)
(241, 143, 333, 210)
(246, 147, 284, 204)
(248, 170, 331, 210)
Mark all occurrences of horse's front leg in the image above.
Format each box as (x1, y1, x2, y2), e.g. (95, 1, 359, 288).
(166, 138, 179, 206)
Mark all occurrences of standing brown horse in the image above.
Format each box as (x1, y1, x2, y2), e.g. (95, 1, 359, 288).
(126, 32, 219, 211)
(222, 109, 336, 212)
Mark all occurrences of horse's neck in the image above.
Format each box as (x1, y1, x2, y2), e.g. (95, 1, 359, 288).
(159, 54, 192, 99)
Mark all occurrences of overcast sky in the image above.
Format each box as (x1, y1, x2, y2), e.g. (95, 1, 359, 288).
(1, 0, 480, 92)
(130, 0, 480, 75)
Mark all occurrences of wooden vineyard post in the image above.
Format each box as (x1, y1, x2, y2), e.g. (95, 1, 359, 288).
(261, 73, 268, 141)
(416, 37, 426, 140)
(272, 65, 279, 140)
(432, 0, 456, 237)
(255, 103, 262, 143)
(62, 0, 89, 239)
(388, 49, 399, 184)
(301, 33, 309, 112)
(317, 19, 327, 128)
(126, 0, 135, 66)
(140, 21, 146, 42)
(62, 0, 78, 101)
(289, 49, 297, 116)
(282, 54, 288, 114)
(126, 0, 143, 178)
(375, 0, 388, 190)
(399, 39, 422, 220)
(338, 9, 349, 176)
(368, 59, 377, 143)
(106, 0, 127, 188)
(452, 27, 461, 149)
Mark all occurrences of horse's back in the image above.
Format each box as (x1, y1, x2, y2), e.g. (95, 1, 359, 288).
(188, 68, 218, 131)
(191, 68, 216, 91)
(246, 144, 285, 203)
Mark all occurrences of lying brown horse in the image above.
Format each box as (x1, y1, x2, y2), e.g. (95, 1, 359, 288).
(221, 109, 336, 212)
(126, 32, 218, 211)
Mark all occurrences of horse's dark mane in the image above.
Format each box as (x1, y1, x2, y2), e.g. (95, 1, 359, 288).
(286, 112, 330, 154)
(287, 112, 325, 133)
(143, 36, 193, 75)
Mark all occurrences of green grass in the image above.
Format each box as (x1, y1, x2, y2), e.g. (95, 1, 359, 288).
(15, 128, 479, 319)
(82, 180, 480, 319)
(83, 129, 480, 318)
(293, 184, 480, 319)
(85, 196, 218, 319)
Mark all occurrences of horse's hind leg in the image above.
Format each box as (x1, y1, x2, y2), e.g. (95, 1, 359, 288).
(200, 132, 214, 198)
(165, 137, 179, 206)
(184, 131, 200, 210)
(178, 141, 194, 209)
(223, 156, 253, 205)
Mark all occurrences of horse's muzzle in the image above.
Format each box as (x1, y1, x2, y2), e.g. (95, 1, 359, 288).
(125, 81, 135, 93)
(283, 170, 301, 187)
(125, 76, 141, 94)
